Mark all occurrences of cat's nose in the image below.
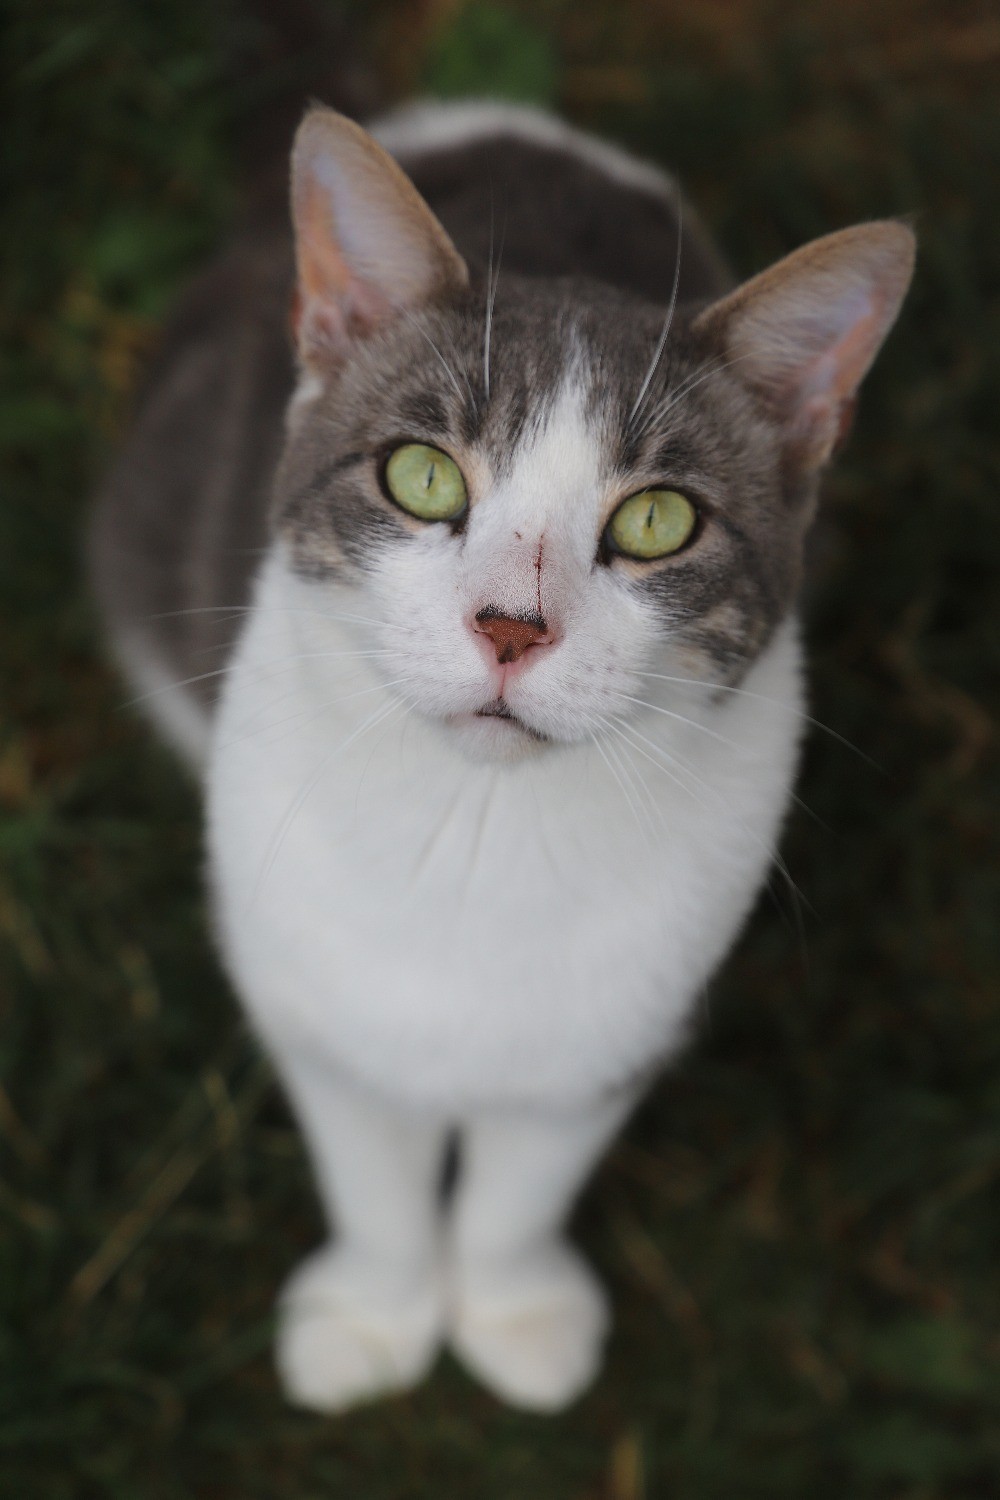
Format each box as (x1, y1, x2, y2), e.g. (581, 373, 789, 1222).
(474, 609, 550, 664)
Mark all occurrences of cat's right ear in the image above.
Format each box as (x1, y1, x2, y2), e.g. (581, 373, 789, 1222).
(290, 108, 469, 370)
(692, 221, 915, 480)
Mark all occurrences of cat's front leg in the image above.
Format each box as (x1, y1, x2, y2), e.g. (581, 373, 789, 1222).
(270, 1048, 450, 1412)
(447, 1090, 637, 1411)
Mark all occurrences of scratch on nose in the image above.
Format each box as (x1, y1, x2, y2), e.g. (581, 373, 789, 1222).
(534, 534, 545, 617)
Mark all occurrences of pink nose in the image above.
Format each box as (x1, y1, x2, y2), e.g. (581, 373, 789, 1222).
(475, 609, 549, 664)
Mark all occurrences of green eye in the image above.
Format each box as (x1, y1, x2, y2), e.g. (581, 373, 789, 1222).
(384, 443, 467, 522)
(607, 488, 697, 560)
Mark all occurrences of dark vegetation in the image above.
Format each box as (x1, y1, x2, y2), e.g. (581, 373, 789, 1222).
(2, 2, 998, 1495)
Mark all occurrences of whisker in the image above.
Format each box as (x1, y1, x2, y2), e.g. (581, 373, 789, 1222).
(463, 772, 499, 897)
(594, 718, 664, 848)
(611, 691, 736, 746)
(412, 783, 466, 882)
(118, 649, 395, 711)
(189, 634, 393, 660)
(252, 648, 392, 668)
(353, 692, 419, 813)
(609, 713, 814, 920)
(484, 191, 494, 403)
(615, 699, 828, 833)
(482, 193, 506, 405)
(220, 656, 392, 741)
(632, 349, 757, 443)
(401, 308, 475, 410)
(609, 711, 792, 931)
(610, 730, 668, 831)
(630, 351, 725, 443)
(590, 726, 650, 848)
(144, 605, 409, 634)
(219, 678, 413, 753)
(603, 715, 696, 816)
(119, 666, 235, 707)
(632, 671, 876, 765)
(628, 194, 683, 430)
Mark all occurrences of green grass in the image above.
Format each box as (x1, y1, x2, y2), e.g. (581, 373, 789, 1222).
(2, 2, 999, 1495)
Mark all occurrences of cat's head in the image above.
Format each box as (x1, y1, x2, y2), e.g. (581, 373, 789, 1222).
(272, 108, 914, 762)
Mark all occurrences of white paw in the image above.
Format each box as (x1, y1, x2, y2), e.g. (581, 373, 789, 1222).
(275, 1244, 444, 1413)
(448, 1241, 609, 1411)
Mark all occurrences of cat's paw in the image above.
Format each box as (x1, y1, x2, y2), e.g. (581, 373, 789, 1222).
(448, 1241, 609, 1411)
(276, 1245, 444, 1413)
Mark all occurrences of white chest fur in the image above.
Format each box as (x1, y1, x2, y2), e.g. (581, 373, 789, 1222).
(205, 552, 803, 1112)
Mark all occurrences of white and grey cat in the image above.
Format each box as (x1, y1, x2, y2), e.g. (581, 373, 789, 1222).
(92, 100, 915, 1412)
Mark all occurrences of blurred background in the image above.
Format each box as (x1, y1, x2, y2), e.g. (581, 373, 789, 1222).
(2, 2, 998, 1496)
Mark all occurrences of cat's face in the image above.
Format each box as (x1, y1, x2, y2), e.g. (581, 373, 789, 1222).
(277, 282, 801, 761)
(273, 109, 914, 763)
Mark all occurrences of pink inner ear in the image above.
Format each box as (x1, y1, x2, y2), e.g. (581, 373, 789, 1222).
(782, 293, 885, 465)
(295, 178, 394, 359)
(696, 220, 915, 475)
(799, 295, 882, 408)
(832, 394, 858, 454)
(290, 109, 470, 371)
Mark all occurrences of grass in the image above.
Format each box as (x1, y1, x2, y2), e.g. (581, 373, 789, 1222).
(2, 1, 999, 1495)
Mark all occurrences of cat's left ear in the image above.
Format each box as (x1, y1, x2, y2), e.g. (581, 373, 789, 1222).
(290, 108, 469, 370)
(693, 221, 915, 477)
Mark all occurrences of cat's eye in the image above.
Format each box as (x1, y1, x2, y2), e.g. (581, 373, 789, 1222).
(383, 443, 467, 522)
(606, 488, 697, 560)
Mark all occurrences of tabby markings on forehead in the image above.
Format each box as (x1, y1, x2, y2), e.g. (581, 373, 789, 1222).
(639, 435, 709, 480)
(395, 391, 451, 435)
(456, 306, 576, 476)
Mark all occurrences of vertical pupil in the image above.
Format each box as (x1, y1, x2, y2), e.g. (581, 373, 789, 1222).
(426, 461, 435, 491)
(645, 499, 656, 530)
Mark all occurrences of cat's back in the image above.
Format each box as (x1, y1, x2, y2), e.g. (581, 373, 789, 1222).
(374, 101, 728, 299)
(89, 231, 295, 761)
(90, 101, 728, 764)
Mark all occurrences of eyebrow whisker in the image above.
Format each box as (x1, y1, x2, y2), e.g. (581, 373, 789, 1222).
(627, 191, 683, 431)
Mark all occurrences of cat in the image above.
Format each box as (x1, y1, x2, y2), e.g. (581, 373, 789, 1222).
(91, 98, 915, 1413)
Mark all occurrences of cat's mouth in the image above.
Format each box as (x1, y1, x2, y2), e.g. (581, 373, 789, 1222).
(474, 698, 548, 742)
